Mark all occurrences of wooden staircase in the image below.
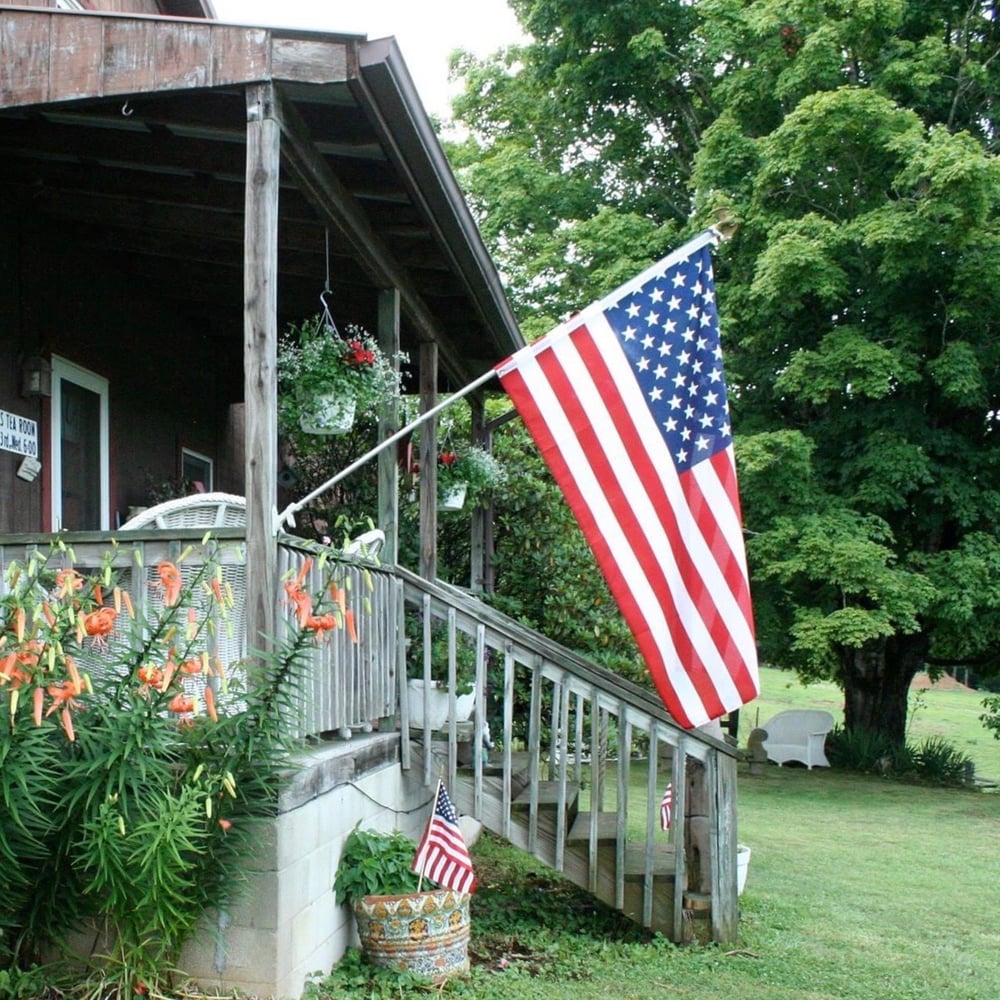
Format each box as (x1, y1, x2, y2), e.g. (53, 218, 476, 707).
(400, 568, 742, 945)
(417, 735, 680, 940)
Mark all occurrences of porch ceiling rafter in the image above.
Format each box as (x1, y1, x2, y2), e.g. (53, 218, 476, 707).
(269, 85, 460, 376)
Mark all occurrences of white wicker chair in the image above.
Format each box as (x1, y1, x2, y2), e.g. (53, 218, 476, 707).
(120, 492, 247, 531)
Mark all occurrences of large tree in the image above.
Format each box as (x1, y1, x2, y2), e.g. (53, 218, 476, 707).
(451, 0, 1000, 744)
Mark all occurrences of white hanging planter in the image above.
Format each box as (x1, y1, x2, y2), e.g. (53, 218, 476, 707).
(438, 483, 468, 511)
(298, 393, 356, 435)
(406, 679, 475, 731)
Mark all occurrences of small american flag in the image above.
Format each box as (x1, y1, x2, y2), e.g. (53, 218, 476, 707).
(660, 783, 673, 831)
(496, 231, 759, 728)
(412, 781, 476, 894)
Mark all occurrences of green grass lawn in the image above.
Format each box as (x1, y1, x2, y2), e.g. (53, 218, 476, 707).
(308, 669, 1000, 1000)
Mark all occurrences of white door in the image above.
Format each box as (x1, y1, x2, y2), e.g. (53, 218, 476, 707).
(50, 357, 110, 531)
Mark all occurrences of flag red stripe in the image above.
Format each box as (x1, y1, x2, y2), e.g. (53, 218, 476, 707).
(496, 235, 759, 727)
(531, 338, 727, 721)
(570, 327, 756, 681)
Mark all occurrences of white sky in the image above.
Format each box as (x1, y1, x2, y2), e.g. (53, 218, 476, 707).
(210, 1, 526, 117)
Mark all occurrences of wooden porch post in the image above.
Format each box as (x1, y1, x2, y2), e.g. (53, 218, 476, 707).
(470, 395, 487, 593)
(419, 340, 438, 580)
(243, 82, 280, 652)
(377, 288, 401, 564)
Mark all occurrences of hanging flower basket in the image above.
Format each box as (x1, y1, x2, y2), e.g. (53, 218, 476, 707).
(297, 393, 357, 436)
(438, 482, 468, 511)
(436, 445, 506, 509)
(277, 314, 407, 437)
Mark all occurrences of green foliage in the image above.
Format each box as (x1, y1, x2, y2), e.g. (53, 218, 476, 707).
(438, 444, 508, 507)
(332, 826, 423, 907)
(0, 540, 335, 995)
(303, 947, 429, 999)
(911, 734, 974, 784)
(0, 966, 54, 999)
(826, 724, 897, 772)
(449, 0, 1000, 745)
(826, 725, 973, 785)
(981, 695, 1000, 740)
(404, 615, 477, 694)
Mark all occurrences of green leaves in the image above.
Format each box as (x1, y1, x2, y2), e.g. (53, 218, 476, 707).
(333, 827, 423, 907)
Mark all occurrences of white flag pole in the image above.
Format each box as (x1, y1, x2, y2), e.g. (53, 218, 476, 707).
(275, 367, 499, 532)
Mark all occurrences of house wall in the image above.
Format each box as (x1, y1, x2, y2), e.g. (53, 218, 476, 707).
(0, 210, 245, 533)
(177, 734, 430, 1000)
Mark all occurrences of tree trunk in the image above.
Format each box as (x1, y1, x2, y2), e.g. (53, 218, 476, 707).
(841, 633, 928, 747)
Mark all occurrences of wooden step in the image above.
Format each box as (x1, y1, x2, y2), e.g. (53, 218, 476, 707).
(512, 780, 579, 812)
(567, 811, 620, 844)
(623, 841, 677, 880)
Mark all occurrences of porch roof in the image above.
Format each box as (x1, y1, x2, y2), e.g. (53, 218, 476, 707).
(0, 6, 523, 386)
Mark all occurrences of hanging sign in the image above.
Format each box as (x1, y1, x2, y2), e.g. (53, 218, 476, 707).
(0, 408, 39, 458)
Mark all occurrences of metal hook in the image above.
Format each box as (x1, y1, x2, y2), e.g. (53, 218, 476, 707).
(121, 100, 134, 117)
(318, 289, 338, 337)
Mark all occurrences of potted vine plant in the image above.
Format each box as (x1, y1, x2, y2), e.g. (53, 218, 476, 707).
(437, 444, 506, 510)
(333, 826, 471, 982)
(277, 314, 406, 435)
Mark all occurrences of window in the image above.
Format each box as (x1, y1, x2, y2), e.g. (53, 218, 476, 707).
(181, 448, 214, 493)
(50, 357, 110, 531)
(55, 1, 87, 9)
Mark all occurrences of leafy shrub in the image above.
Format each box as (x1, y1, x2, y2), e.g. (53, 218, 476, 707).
(911, 736, 974, 786)
(981, 694, 1000, 740)
(333, 827, 423, 907)
(825, 725, 894, 773)
(827, 725, 974, 786)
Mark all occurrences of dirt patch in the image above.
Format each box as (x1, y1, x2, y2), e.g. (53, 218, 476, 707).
(910, 672, 972, 692)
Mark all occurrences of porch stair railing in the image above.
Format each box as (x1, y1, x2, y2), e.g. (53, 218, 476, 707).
(397, 567, 740, 945)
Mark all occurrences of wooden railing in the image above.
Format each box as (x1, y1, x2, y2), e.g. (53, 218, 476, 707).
(0, 529, 399, 741)
(396, 566, 740, 944)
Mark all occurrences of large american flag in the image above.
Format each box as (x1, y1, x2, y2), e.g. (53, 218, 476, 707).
(496, 231, 759, 728)
(412, 781, 476, 894)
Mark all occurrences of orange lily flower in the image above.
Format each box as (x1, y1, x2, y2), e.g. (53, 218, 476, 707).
(60, 706, 75, 742)
(137, 664, 165, 691)
(305, 613, 337, 636)
(157, 562, 183, 606)
(83, 607, 117, 643)
(168, 693, 194, 714)
(55, 568, 84, 597)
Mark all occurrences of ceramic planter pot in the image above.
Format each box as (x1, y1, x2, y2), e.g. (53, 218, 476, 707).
(406, 679, 475, 731)
(353, 888, 471, 983)
(737, 844, 751, 896)
(298, 392, 356, 434)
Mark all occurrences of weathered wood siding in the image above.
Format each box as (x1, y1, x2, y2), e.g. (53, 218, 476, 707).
(0, 3, 171, 13)
(0, 8, 349, 110)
